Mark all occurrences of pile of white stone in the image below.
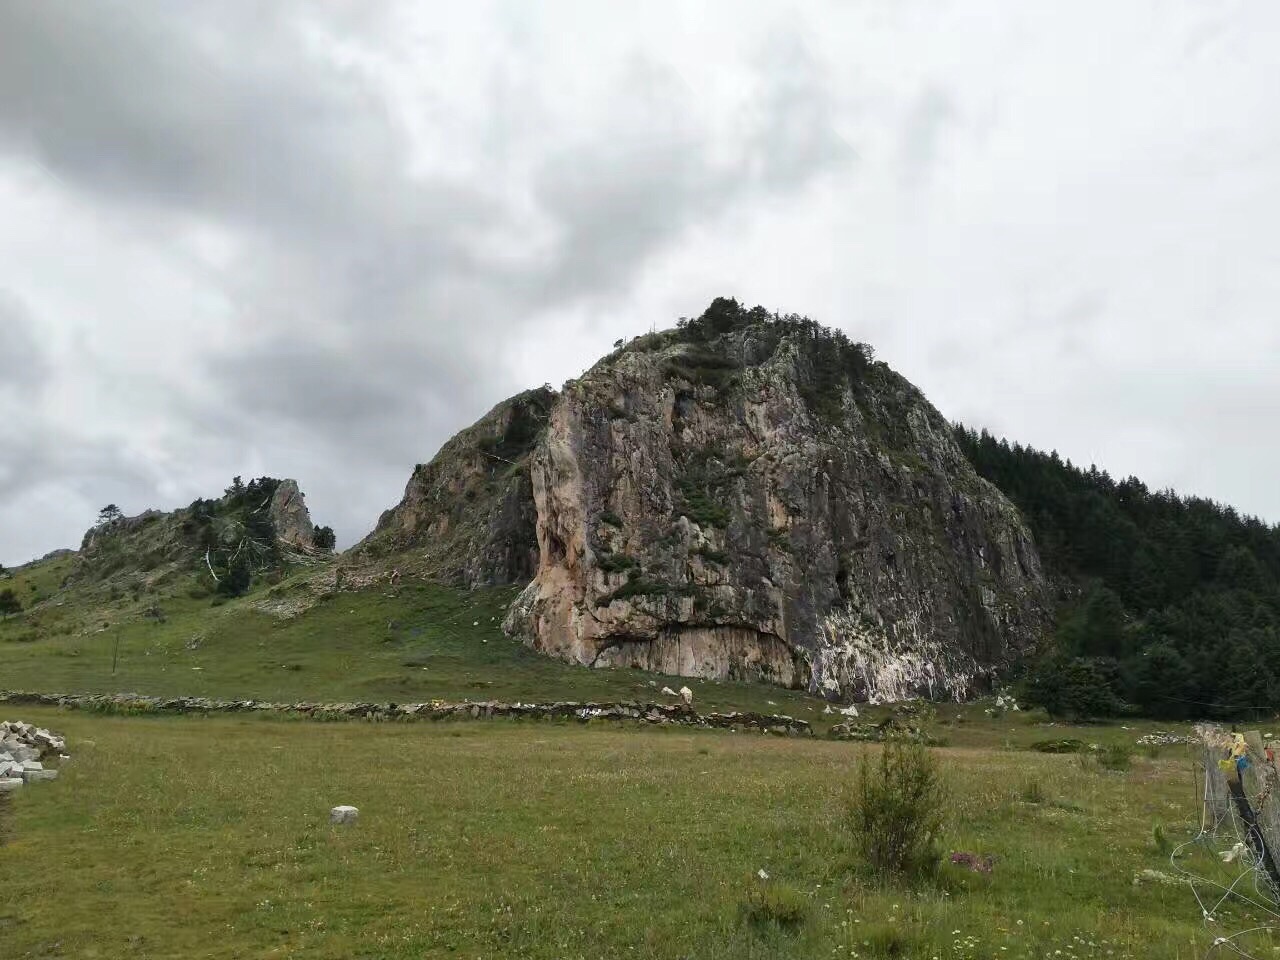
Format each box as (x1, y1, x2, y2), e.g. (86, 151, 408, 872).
(0, 720, 66, 792)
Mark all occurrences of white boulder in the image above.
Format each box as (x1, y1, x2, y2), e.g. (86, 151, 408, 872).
(330, 805, 359, 825)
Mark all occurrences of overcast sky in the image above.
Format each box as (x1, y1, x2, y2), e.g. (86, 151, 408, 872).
(1, 1, 1278, 566)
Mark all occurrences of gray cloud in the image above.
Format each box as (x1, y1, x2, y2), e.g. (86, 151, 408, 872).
(0, 290, 49, 390)
(1, 1, 1278, 565)
(898, 87, 956, 188)
(0, 3, 851, 563)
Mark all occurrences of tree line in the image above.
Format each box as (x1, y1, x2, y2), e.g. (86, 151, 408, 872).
(955, 426, 1280, 720)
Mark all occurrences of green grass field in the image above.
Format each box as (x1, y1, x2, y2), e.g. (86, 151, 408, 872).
(2, 556, 1272, 958)
(1, 707, 1257, 960)
(0, 571, 824, 718)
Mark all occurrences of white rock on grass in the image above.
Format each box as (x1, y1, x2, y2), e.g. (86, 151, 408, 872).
(2, 743, 37, 763)
(0, 777, 23, 792)
(330, 805, 359, 825)
(1, 721, 69, 786)
(679, 686, 694, 705)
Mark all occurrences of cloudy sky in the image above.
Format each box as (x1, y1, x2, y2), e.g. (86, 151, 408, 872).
(1, 1, 1278, 566)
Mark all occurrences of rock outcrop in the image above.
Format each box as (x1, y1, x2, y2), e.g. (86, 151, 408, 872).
(269, 480, 317, 551)
(68, 476, 326, 593)
(363, 301, 1051, 702)
(352, 387, 557, 587)
(494, 301, 1051, 701)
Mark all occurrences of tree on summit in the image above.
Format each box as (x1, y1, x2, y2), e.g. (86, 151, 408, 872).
(97, 504, 123, 525)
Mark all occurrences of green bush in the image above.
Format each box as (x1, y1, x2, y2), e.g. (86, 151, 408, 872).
(1029, 738, 1086, 754)
(599, 511, 623, 528)
(694, 545, 728, 564)
(596, 552, 639, 574)
(1018, 779, 1046, 804)
(738, 880, 807, 932)
(1152, 823, 1169, 854)
(846, 741, 946, 883)
(1098, 743, 1132, 772)
(1021, 655, 1127, 721)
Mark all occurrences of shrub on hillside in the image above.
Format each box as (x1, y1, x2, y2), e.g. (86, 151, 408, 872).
(1097, 743, 1132, 772)
(738, 880, 807, 932)
(217, 560, 252, 598)
(1029, 738, 1086, 754)
(0, 588, 22, 618)
(1021, 655, 1127, 721)
(846, 741, 946, 883)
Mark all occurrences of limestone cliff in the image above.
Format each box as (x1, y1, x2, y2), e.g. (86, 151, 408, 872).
(498, 301, 1050, 701)
(367, 300, 1051, 701)
(351, 387, 557, 587)
(268, 480, 316, 551)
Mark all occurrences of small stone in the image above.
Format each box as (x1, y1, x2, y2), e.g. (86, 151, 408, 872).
(330, 805, 359, 825)
(0, 778, 22, 792)
(23, 769, 57, 782)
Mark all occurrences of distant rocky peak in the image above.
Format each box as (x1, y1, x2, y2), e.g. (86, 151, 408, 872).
(268, 479, 316, 551)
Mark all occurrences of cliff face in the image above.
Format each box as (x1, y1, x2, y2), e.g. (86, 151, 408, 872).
(497, 303, 1050, 702)
(268, 480, 316, 551)
(351, 387, 557, 587)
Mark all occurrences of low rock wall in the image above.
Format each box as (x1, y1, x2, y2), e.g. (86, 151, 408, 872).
(0, 691, 812, 737)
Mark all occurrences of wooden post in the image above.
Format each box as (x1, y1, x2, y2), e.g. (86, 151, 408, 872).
(1199, 724, 1280, 896)
(1203, 742, 1231, 829)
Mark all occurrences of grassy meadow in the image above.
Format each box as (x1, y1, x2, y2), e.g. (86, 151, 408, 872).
(1, 556, 1271, 958)
(0, 570, 821, 718)
(0, 705, 1262, 960)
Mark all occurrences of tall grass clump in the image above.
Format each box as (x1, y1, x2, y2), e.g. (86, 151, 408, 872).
(738, 880, 808, 932)
(1018, 778, 1046, 804)
(846, 741, 946, 883)
(1098, 743, 1132, 772)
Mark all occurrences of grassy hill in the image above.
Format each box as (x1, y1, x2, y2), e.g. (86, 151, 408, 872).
(0, 552, 827, 718)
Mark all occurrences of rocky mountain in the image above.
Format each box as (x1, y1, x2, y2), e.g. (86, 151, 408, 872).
(369, 300, 1052, 702)
(352, 388, 555, 585)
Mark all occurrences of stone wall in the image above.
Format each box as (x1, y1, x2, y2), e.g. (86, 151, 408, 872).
(0, 691, 812, 737)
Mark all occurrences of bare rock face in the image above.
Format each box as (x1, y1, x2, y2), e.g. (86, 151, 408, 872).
(500, 303, 1051, 702)
(269, 480, 316, 551)
(352, 387, 557, 587)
